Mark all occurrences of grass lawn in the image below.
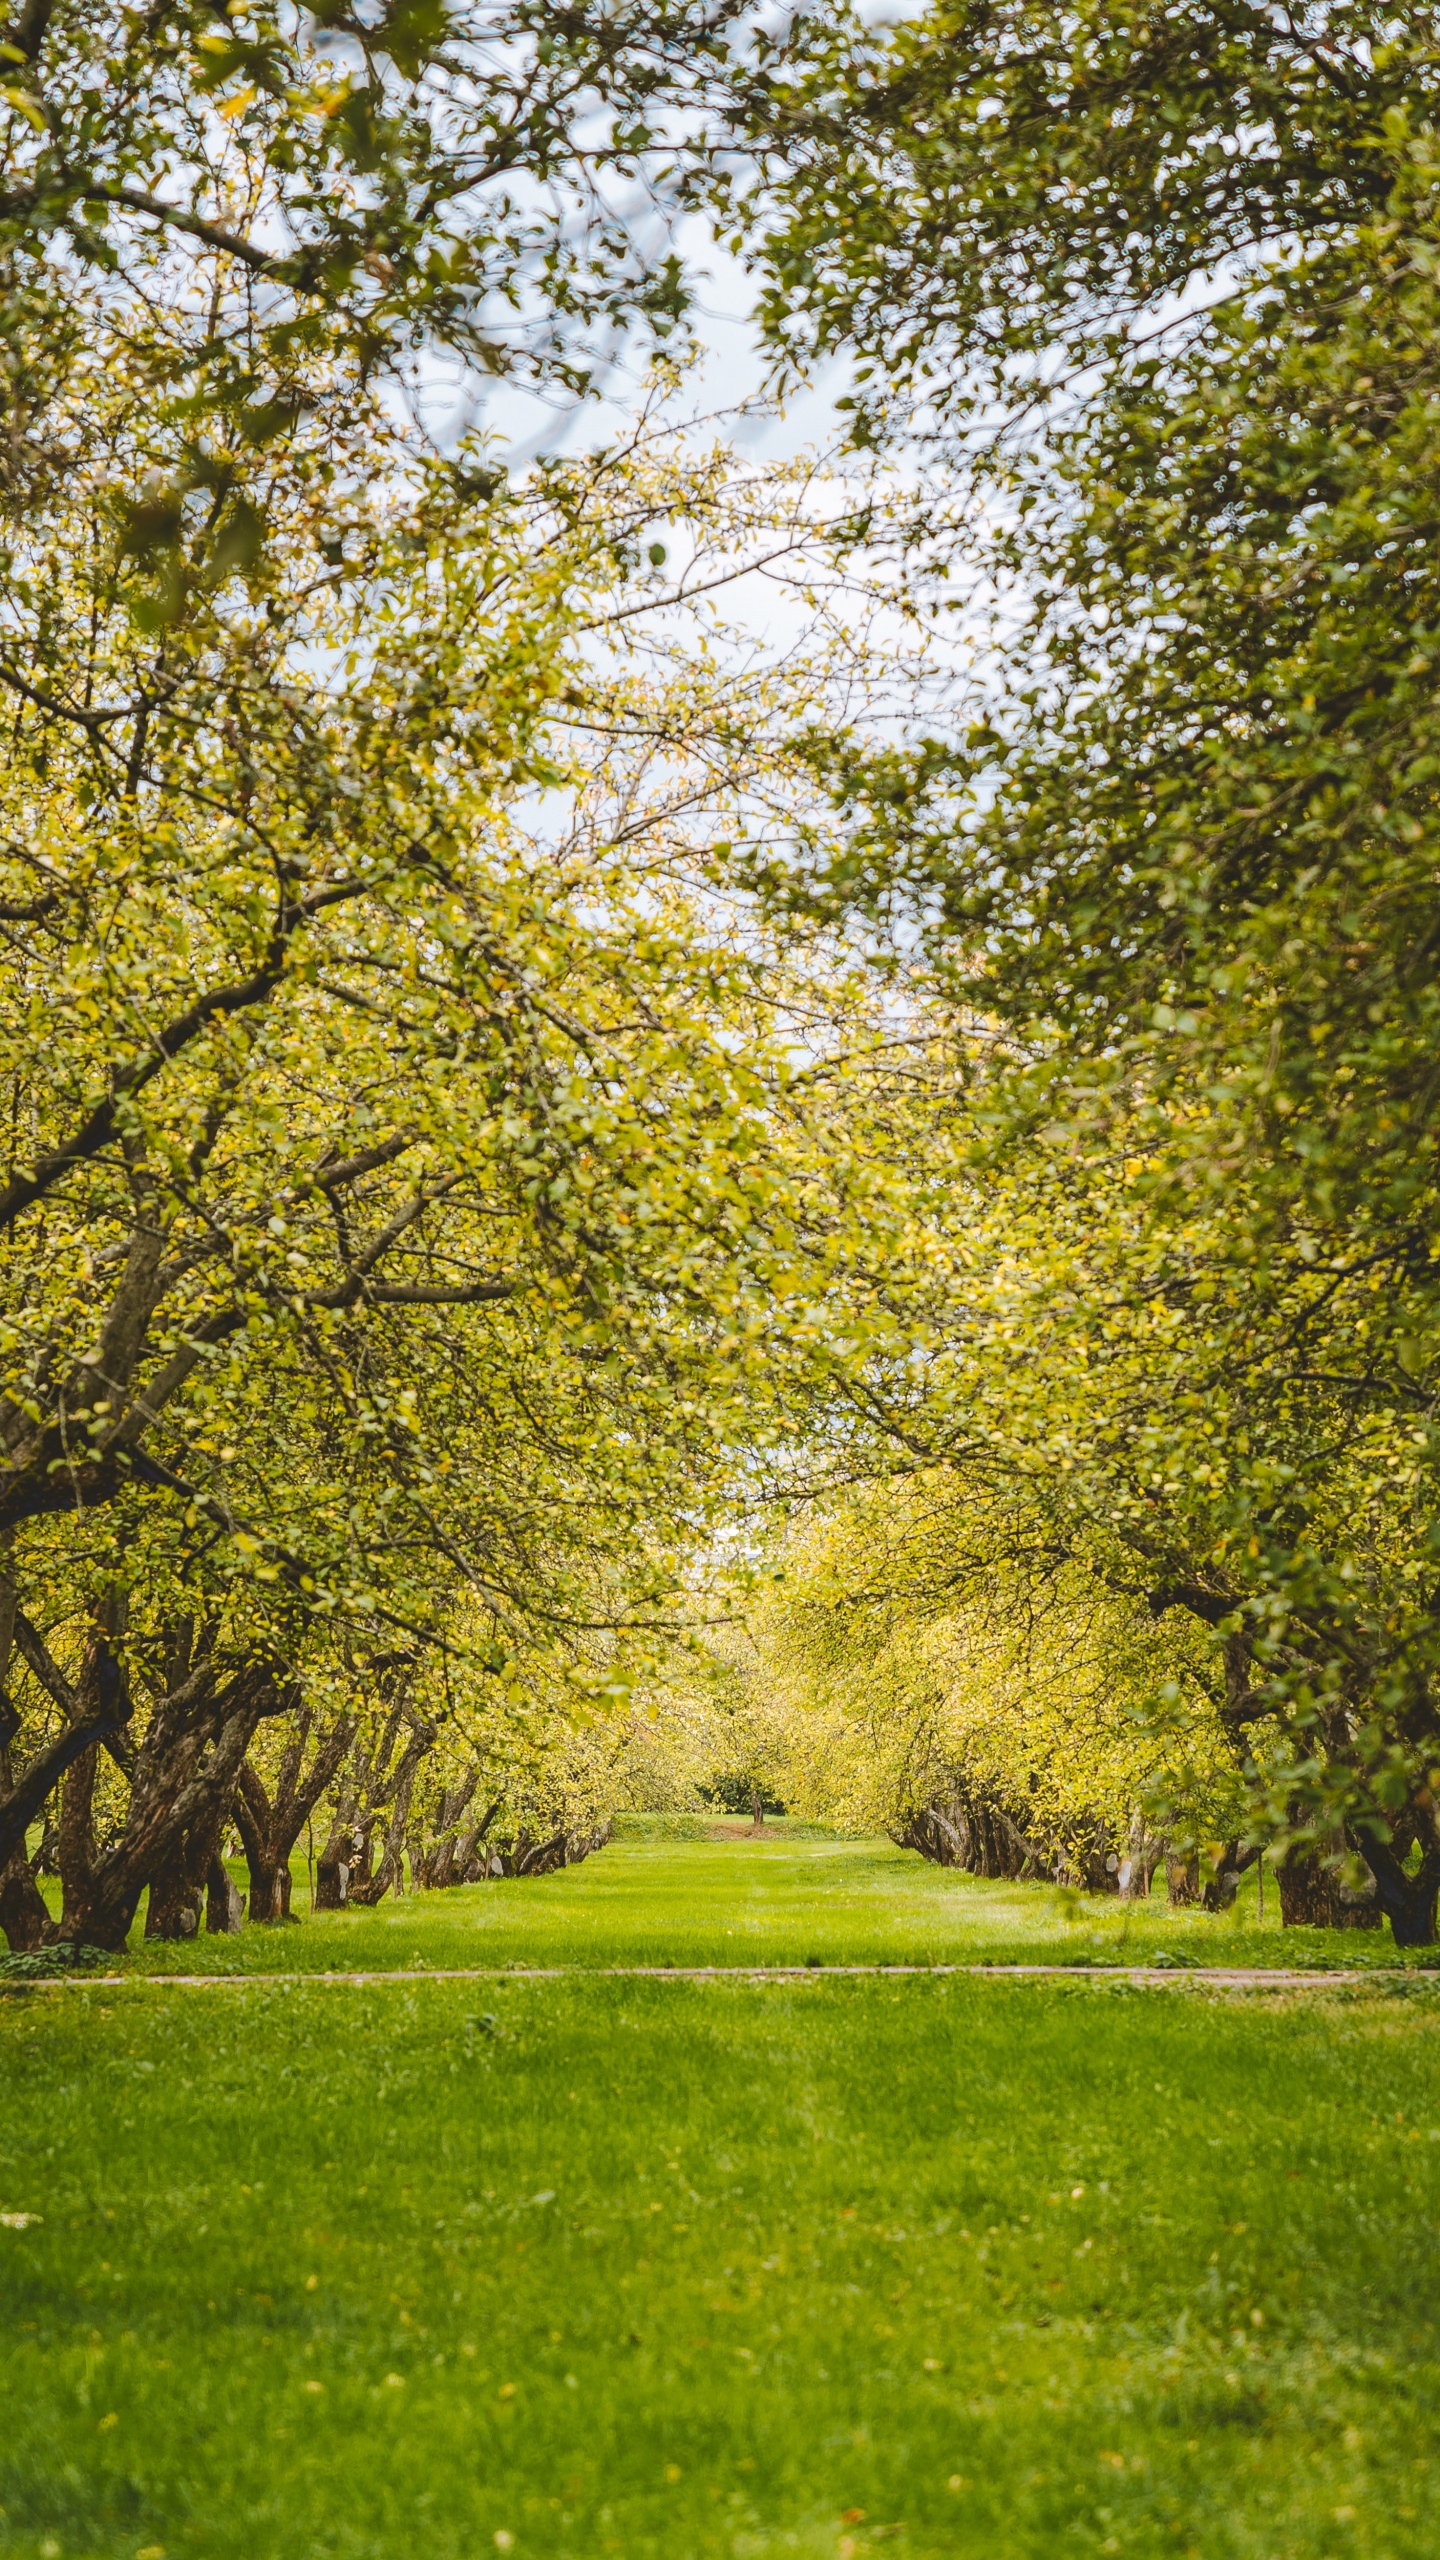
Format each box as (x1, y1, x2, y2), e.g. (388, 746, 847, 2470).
(109, 1822, 1420, 1979)
(3, 1838, 1439, 2560)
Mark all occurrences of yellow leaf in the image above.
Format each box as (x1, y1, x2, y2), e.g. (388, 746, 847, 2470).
(1, 84, 48, 132)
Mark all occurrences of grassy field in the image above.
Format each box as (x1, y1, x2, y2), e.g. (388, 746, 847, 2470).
(98, 1820, 1424, 1978)
(3, 1835, 1439, 2560)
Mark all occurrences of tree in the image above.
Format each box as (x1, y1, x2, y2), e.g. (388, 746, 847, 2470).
(0, 337, 929, 1945)
(730, 1, 1440, 1938)
(1, 0, 989, 1954)
(752, 1470, 1249, 1899)
(1, 0, 748, 522)
(234, 1695, 358, 1924)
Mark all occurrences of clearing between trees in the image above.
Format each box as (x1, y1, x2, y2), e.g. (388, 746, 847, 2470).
(22, 1822, 1438, 1983)
(3, 1831, 1437, 2560)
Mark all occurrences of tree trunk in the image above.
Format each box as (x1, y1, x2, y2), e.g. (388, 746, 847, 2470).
(137, 1719, 243, 1944)
(0, 1591, 137, 1875)
(314, 1847, 351, 1911)
(206, 1857, 245, 1933)
(413, 1765, 481, 1888)
(1350, 1829, 1440, 1947)
(0, 1846, 58, 1951)
(0, 1563, 61, 1949)
(1201, 1839, 1262, 1913)
(1275, 1832, 1380, 1930)
(346, 1719, 432, 1906)
(491, 1819, 610, 1878)
(1277, 1838, 1337, 1927)
(513, 1827, 569, 1876)
(1165, 1850, 1201, 1905)
(1118, 1817, 1161, 1900)
(894, 1802, 970, 1866)
(246, 1859, 287, 1923)
(239, 1847, 294, 1923)
(144, 1851, 203, 1940)
(453, 1801, 505, 1882)
(58, 1656, 293, 1949)
(313, 1692, 428, 1909)
(895, 1782, 1042, 1879)
(233, 1706, 356, 1922)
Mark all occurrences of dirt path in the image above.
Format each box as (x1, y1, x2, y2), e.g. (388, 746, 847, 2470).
(9, 1962, 1432, 1991)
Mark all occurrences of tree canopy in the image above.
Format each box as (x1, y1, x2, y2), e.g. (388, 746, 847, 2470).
(729, 0, 1440, 1938)
(10, 0, 1440, 1949)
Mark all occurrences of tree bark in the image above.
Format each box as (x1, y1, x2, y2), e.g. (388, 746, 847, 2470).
(1202, 1839, 1262, 1913)
(1349, 1824, 1440, 1947)
(348, 1743, 423, 1903)
(205, 1856, 245, 1933)
(58, 1657, 295, 1949)
(894, 1781, 1043, 1879)
(0, 1548, 59, 1949)
(1276, 1828, 1381, 1931)
(489, 1818, 610, 1878)
(313, 1681, 426, 1908)
(413, 1764, 481, 1888)
(234, 1703, 356, 1921)
(144, 1846, 203, 1940)
(313, 1843, 351, 1911)
(1165, 1849, 1201, 1905)
(0, 1842, 58, 1951)
(0, 1597, 136, 1880)
(451, 1799, 504, 1883)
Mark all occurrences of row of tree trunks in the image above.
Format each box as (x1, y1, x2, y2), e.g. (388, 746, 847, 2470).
(310, 1696, 436, 1909)
(412, 1769, 488, 1887)
(62, 1636, 300, 1948)
(497, 1820, 612, 1878)
(337, 1706, 436, 1907)
(896, 1789, 1278, 1917)
(894, 1786, 1043, 1880)
(0, 1588, 304, 1949)
(898, 1782, 1428, 1938)
(0, 1597, 622, 1946)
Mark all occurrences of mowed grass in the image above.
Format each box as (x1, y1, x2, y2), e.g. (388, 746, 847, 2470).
(121, 1825, 1412, 1977)
(3, 1841, 1440, 2560)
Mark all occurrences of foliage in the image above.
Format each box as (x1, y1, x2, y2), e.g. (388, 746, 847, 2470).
(0, 369, 890, 1615)
(0, 259, 936, 1940)
(0, 1937, 111, 1978)
(0, 0, 749, 528)
(732, 2, 1440, 1934)
(743, 0, 1440, 434)
(0, 0, 968, 1948)
(753, 1480, 1242, 1865)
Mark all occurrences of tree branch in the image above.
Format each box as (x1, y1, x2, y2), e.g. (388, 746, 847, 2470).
(0, 875, 366, 1234)
(94, 185, 280, 275)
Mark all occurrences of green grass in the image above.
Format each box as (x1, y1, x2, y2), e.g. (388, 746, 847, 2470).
(112, 1828, 1414, 1978)
(3, 1839, 1439, 2560)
